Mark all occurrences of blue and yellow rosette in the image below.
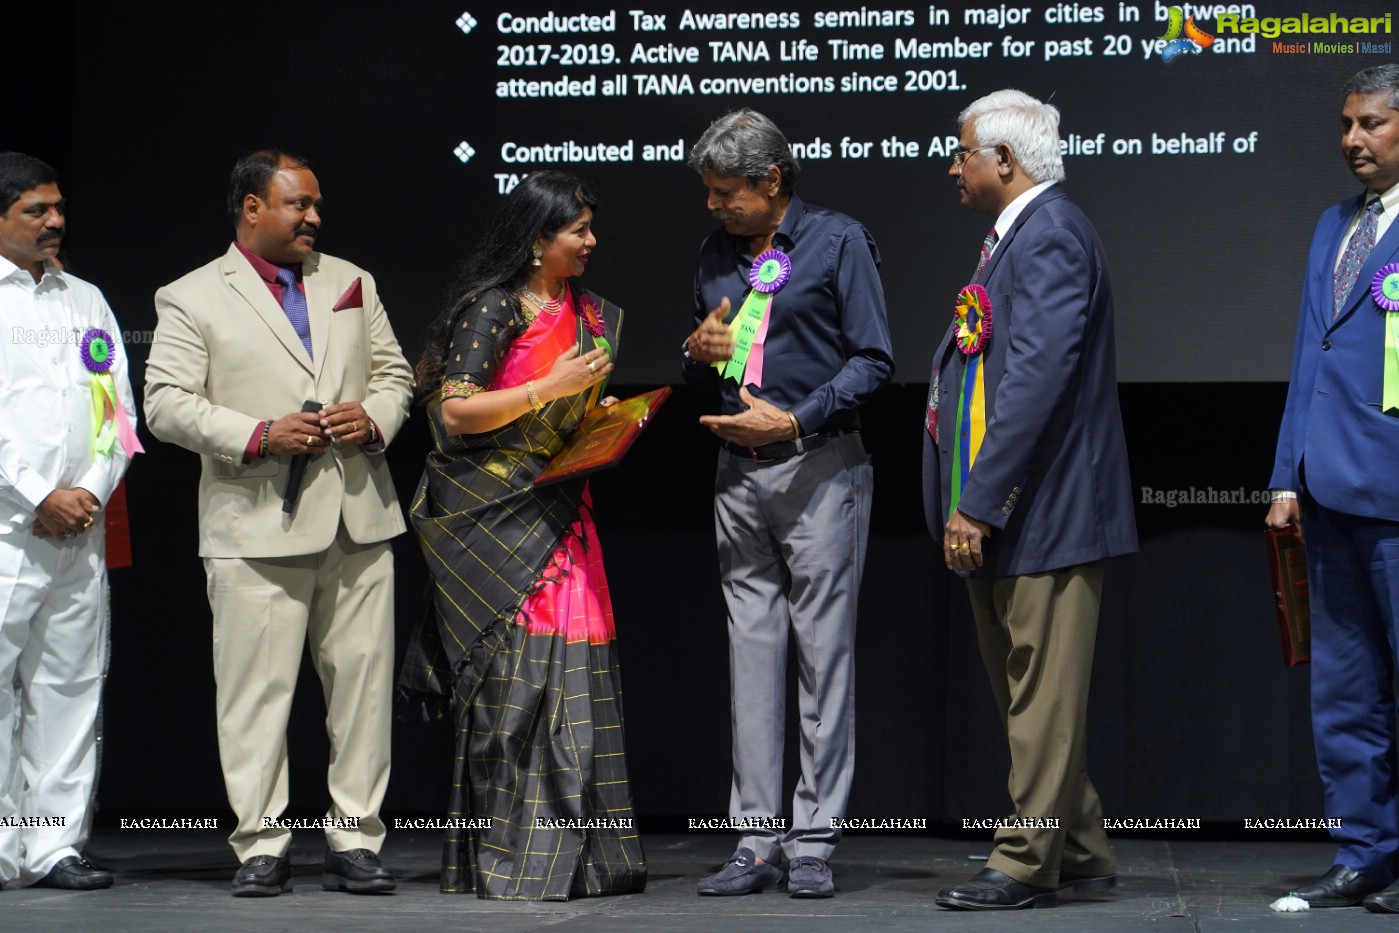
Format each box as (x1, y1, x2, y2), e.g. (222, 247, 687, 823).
(81, 328, 143, 458)
(1375, 265, 1399, 414)
(949, 284, 992, 520)
(717, 249, 790, 385)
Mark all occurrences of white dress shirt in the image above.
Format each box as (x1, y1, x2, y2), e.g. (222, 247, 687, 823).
(988, 181, 1058, 260)
(0, 256, 135, 534)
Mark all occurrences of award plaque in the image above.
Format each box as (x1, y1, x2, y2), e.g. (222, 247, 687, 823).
(105, 479, 133, 570)
(1265, 526, 1310, 666)
(534, 387, 672, 486)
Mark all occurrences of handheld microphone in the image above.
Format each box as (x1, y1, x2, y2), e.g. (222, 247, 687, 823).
(282, 400, 322, 514)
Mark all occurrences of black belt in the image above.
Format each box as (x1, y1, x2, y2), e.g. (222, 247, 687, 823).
(723, 427, 860, 464)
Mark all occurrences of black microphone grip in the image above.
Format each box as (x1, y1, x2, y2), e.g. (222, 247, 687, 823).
(282, 399, 322, 514)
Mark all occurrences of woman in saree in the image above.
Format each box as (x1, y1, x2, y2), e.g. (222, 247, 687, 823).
(402, 171, 646, 900)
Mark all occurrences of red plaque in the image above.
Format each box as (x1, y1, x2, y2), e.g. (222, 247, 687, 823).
(105, 479, 133, 570)
(1265, 526, 1309, 666)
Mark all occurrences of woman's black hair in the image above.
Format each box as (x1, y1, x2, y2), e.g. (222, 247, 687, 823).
(416, 171, 598, 401)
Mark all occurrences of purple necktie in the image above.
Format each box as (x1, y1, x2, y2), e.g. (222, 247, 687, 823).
(1335, 198, 1383, 319)
(275, 266, 313, 358)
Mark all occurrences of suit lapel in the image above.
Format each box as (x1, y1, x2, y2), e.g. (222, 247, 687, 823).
(222, 244, 315, 376)
(301, 252, 332, 381)
(1312, 203, 1350, 330)
(978, 186, 1065, 287)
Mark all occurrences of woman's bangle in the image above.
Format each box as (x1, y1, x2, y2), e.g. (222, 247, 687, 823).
(526, 381, 544, 412)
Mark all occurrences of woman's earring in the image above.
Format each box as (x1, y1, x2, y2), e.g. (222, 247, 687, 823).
(532, 247, 543, 267)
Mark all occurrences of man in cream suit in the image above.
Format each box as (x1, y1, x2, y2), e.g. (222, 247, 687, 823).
(144, 150, 412, 897)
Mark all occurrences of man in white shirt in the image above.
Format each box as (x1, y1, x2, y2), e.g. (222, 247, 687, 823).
(0, 152, 138, 890)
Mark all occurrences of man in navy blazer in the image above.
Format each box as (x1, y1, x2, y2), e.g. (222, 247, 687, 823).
(1267, 65, 1399, 913)
(923, 89, 1137, 910)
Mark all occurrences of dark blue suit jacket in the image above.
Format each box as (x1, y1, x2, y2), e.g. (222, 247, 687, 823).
(1271, 193, 1399, 519)
(922, 185, 1138, 576)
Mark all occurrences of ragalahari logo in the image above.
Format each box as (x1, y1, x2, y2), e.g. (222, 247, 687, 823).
(1156, 6, 1215, 62)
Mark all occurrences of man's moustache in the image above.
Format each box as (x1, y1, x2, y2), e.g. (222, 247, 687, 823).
(295, 226, 318, 238)
(36, 230, 64, 243)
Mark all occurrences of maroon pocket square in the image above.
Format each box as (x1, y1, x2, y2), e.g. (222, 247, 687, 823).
(333, 278, 363, 312)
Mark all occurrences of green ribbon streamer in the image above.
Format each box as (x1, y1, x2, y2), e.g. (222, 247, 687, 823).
(717, 290, 770, 383)
(90, 373, 118, 457)
(1385, 311, 1399, 413)
(947, 368, 969, 522)
(582, 312, 614, 400)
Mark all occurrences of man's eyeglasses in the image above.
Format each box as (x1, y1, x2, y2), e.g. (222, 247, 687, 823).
(951, 145, 998, 169)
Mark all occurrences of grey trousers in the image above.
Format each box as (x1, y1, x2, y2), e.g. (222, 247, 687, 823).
(714, 431, 872, 862)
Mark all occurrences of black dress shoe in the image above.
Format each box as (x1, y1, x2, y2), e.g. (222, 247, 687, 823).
(936, 867, 1057, 910)
(1290, 864, 1386, 907)
(32, 855, 112, 890)
(323, 848, 396, 894)
(1058, 869, 1118, 892)
(231, 855, 291, 897)
(1365, 886, 1399, 913)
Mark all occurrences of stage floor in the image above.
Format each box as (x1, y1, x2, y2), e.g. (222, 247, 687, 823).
(1, 831, 1384, 931)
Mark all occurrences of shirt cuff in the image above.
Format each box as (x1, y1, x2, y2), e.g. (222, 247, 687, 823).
(12, 468, 56, 514)
(72, 466, 117, 507)
(1270, 490, 1298, 502)
(243, 422, 269, 463)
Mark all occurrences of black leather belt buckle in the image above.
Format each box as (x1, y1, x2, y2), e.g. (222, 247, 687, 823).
(733, 427, 855, 465)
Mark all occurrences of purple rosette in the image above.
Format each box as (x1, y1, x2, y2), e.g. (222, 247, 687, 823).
(1373, 263, 1399, 312)
(80, 327, 114, 373)
(749, 249, 792, 294)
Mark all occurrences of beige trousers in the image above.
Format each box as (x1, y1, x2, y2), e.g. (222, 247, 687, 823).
(204, 527, 393, 861)
(965, 563, 1115, 888)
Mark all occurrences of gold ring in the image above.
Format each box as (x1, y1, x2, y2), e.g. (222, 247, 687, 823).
(352, 421, 359, 433)
(306, 434, 315, 447)
(587, 361, 597, 373)
(83, 517, 93, 529)
(955, 543, 971, 553)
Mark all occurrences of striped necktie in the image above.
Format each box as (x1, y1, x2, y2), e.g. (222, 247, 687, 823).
(275, 266, 313, 358)
(1335, 198, 1383, 319)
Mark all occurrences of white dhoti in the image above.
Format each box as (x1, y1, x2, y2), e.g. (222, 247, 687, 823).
(0, 527, 108, 886)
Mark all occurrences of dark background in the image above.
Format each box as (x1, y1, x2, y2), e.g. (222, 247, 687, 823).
(6, 1, 1360, 834)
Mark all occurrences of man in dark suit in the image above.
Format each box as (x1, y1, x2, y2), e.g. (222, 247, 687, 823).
(1267, 65, 1399, 913)
(923, 89, 1137, 910)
